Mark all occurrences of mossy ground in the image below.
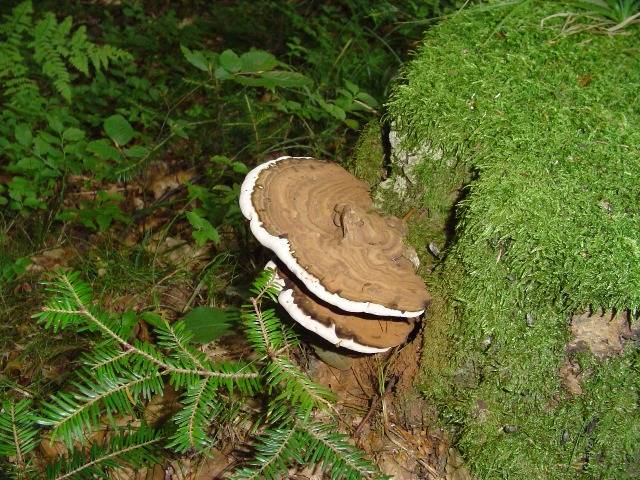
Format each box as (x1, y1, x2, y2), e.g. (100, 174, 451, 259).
(374, 1, 640, 478)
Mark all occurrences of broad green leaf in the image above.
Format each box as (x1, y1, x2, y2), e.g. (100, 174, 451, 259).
(87, 139, 121, 161)
(141, 312, 164, 329)
(124, 145, 149, 158)
(259, 71, 312, 88)
(234, 71, 312, 89)
(214, 67, 232, 81)
(23, 196, 44, 209)
(95, 213, 115, 231)
(344, 118, 359, 130)
(47, 115, 64, 134)
(181, 45, 210, 72)
(344, 79, 359, 94)
(232, 161, 249, 174)
(186, 183, 208, 202)
(181, 307, 238, 343)
(104, 114, 135, 146)
(356, 91, 379, 108)
(14, 124, 32, 147)
(319, 101, 346, 121)
(210, 155, 232, 166)
(240, 49, 277, 72)
(186, 211, 220, 245)
(168, 119, 190, 140)
(13, 157, 44, 171)
(334, 93, 355, 111)
(63, 127, 85, 142)
(219, 49, 241, 73)
(33, 134, 57, 157)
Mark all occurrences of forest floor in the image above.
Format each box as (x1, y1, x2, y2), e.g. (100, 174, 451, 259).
(7, 156, 470, 479)
(0, 1, 475, 478)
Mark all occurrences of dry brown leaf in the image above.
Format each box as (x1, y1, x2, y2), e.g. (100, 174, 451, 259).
(190, 452, 231, 479)
(39, 436, 68, 461)
(143, 385, 181, 427)
(153, 236, 209, 267)
(149, 168, 196, 200)
(559, 360, 583, 396)
(567, 309, 636, 359)
(27, 247, 74, 272)
(445, 447, 472, 480)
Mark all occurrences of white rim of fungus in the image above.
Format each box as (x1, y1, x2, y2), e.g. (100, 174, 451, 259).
(240, 156, 424, 318)
(265, 262, 389, 354)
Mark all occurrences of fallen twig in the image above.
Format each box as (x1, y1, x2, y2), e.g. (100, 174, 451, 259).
(354, 375, 397, 439)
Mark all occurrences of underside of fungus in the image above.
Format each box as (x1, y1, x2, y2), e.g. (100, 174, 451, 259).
(240, 156, 431, 318)
(266, 261, 417, 353)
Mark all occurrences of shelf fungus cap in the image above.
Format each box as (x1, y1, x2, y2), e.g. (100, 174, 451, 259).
(240, 156, 430, 318)
(266, 261, 417, 353)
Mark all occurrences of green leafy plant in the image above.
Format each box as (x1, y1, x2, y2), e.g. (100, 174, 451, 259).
(56, 191, 130, 232)
(0, 257, 30, 286)
(0, 268, 381, 479)
(0, 1, 139, 213)
(0, 399, 39, 479)
(180, 306, 238, 343)
(544, 0, 640, 34)
(573, 0, 640, 23)
(181, 45, 379, 145)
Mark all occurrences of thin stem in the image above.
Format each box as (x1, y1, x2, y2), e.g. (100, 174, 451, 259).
(45, 275, 258, 380)
(90, 349, 133, 371)
(48, 374, 161, 433)
(247, 427, 296, 480)
(188, 378, 210, 448)
(10, 404, 24, 469)
(296, 420, 374, 479)
(166, 321, 205, 369)
(251, 297, 273, 357)
(54, 436, 162, 480)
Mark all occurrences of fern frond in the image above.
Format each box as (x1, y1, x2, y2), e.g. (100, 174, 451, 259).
(68, 26, 89, 75)
(36, 271, 94, 332)
(243, 267, 300, 357)
(166, 376, 217, 453)
(81, 341, 133, 377)
(6, 4, 132, 104)
(87, 44, 131, 72)
(242, 306, 290, 356)
(0, 399, 39, 471)
(38, 371, 163, 446)
(45, 426, 161, 480)
(38, 273, 175, 373)
(230, 424, 299, 480)
(169, 360, 260, 394)
(0, 0, 33, 37)
(32, 12, 72, 100)
(266, 356, 335, 416)
(0, 2, 34, 105)
(249, 268, 281, 302)
(295, 418, 381, 480)
(153, 318, 205, 369)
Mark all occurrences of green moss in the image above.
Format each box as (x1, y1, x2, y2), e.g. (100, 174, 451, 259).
(346, 119, 385, 187)
(386, 1, 640, 478)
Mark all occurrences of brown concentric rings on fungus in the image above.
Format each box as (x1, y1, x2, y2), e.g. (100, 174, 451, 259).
(266, 261, 417, 353)
(239, 156, 430, 318)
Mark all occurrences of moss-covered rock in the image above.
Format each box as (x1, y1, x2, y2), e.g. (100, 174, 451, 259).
(385, 1, 640, 478)
(346, 119, 386, 187)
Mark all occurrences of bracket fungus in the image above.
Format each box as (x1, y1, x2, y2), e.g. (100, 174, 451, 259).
(240, 156, 430, 352)
(266, 260, 418, 353)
